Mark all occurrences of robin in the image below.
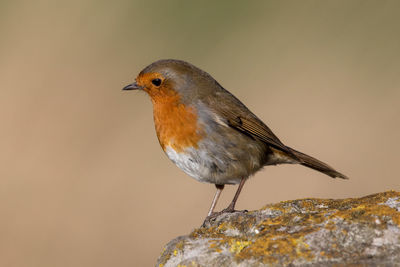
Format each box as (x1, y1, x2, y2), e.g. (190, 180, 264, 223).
(123, 59, 348, 221)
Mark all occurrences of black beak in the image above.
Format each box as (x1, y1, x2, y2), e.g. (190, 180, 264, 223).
(122, 82, 142, 90)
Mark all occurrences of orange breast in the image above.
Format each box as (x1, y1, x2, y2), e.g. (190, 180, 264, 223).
(151, 92, 204, 153)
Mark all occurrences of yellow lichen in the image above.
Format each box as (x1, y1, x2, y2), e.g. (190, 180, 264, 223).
(230, 240, 251, 254)
(176, 241, 185, 250)
(209, 242, 222, 253)
(158, 191, 400, 266)
(237, 232, 315, 264)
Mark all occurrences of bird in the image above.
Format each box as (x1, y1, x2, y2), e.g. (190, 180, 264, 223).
(123, 59, 348, 221)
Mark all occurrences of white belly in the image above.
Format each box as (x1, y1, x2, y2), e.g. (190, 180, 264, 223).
(164, 145, 251, 185)
(164, 146, 213, 183)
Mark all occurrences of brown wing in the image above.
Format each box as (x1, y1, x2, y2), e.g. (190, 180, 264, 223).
(227, 115, 288, 151)
(202, 87, 295, 157)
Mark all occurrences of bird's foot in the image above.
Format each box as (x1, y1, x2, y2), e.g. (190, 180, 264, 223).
(202, 205, 248, 227)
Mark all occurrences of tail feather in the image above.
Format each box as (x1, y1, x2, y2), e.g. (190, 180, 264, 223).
(288, 147, 348, 179)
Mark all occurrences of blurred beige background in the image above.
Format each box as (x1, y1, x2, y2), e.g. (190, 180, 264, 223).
(1, 0, 399, 266)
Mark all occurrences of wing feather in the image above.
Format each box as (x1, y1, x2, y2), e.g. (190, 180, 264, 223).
(202, 88, 295, 157)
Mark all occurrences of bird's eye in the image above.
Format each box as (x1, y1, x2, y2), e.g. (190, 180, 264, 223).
(151, 78, 162, 86)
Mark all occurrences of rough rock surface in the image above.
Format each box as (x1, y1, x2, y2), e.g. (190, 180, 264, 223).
(157, 191, 400, 267)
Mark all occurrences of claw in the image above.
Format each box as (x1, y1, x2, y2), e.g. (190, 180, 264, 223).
(201, 208, 248, 227)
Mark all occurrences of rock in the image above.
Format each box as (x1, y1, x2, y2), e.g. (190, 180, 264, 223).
(157, 191, 400, 267)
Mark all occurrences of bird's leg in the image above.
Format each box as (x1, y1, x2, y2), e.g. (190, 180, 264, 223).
(202, 185, 225, 226)
(207, 184, 225, 216)
(222, 177, 246, 213)
(202, 179, 247, 226)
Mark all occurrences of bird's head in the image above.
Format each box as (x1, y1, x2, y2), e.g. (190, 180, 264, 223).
(123, 59, 217, 103)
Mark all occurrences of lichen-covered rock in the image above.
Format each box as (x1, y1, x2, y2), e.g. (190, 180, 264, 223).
(157, 191, 400, 267)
